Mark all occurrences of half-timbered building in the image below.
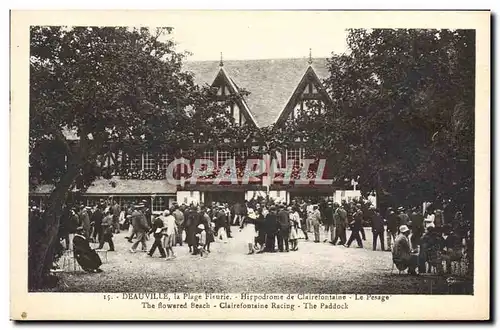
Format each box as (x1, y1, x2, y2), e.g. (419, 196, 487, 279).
(29, 56, 361, 211)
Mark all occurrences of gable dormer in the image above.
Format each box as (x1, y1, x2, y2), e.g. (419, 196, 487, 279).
(211, 66, 257, 127)
(275, 65, 332, 126)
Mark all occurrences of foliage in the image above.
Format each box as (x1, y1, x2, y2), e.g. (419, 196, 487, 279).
(282, 29, 475, 217)
(28, 26, 257, 289)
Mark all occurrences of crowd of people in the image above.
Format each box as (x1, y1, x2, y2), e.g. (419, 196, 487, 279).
(28, 196, 472, 276)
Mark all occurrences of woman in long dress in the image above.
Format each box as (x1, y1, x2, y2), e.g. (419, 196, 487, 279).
(289, 206, 301, 251)
(240, 208, 257, 254)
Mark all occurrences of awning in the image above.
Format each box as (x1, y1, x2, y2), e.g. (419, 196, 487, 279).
(29, 179, 177, 195)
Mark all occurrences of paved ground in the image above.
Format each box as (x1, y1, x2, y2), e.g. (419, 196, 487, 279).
(53, 227, 461, 294)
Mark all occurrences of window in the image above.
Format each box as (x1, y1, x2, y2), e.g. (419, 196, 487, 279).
(127, 154, 141, 170)
(287, 149, 302, 165)
(292, 101, 302, 119)
(86, 197, 101, 207)
(233, 105, 240, 124)
(203, 149, 215, 162)
(144, 152, 156, 171)
(235, 148, 249, 160)
(119, 197, 139, 209)
(160, 153, 171, 171)
(217, 150, 231, 167)
(152, 196, 166, 213)
(241, 115, 246, 125)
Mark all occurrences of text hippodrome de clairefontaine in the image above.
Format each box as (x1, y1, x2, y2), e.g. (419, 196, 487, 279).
(117, 293, 392, 311)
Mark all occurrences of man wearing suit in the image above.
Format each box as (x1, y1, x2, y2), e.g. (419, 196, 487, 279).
(260, 206, 278, 253)
(310, 205, 322, 243)
(79, 205, 91, 239)
(386, 207, 399, 251)
(345, 205, 363, 248)
(91, 204, 104, 243)
(276, 204, 290, 252)
(371, 208, 385, 251)
(323, 202, 335, 243)
(332, 203, 348, 245)
(130, 205, 150, 252)
(172, 205, 185, 246)
(111, 200, 121, 234)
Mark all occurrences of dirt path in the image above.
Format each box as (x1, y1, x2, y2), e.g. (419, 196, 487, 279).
(53, 228, 456, 294)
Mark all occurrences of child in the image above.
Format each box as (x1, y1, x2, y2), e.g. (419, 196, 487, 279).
(196, 224, 207, 257)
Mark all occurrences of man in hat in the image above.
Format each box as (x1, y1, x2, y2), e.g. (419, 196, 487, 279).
(276, 204, 290, 252)
(91, 203, 104, 244)
(97, 209, 115, 251)
(260, 205, 278, 253)
(310, 205, 322, 243)
(148, 212, 166, 258)
(386, 207, 399, 251)
(410, 207, 424, 249)
(323, 201, 335, 244)
(345, 205, 364, 248)
(332, 203, 346, 245)
(398, 207, 409, 227)
(172, 205, 185, 246)
(130, 204, 150, 253)
(142, 199, 152, 228)
(371, 208, 385, 251)
(79, 205, 91, 239)
(392, 225, 418, 275)
(111, 200, 121, 234)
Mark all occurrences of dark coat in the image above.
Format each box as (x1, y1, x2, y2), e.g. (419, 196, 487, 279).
(277, 209, 291, 231)
(73, 234, 102, 271)
(410, 212, 424, 231)
(386, 211, 399, 233)
(351, 210, 363, 230)
(91, 209, 104, 228)
(201, 213, 215, 243)
(185, 210, 200, 246)
(131, 210, 149, 232)
(214, 210, 227, 230)
(371, 212, 385, 233)
(323, 206, 334, 225)
(264, 211, 278, 234)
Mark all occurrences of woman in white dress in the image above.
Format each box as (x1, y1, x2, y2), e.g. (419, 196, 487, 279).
(289, 206, 301, 251)
(240, 208, 258, 254)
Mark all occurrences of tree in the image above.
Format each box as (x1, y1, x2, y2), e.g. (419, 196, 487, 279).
(29, 26, 246, 289)
(280, 28, 474, 217)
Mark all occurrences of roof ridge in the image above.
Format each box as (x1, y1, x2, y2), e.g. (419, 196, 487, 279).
(184, 57, 329, 63)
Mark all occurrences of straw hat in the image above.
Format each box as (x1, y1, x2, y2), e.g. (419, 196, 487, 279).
(399, 225, 410, 233)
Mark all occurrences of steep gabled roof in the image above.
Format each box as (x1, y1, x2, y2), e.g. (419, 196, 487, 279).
(212, 67, 258, 126)
(275, 65, 333, 126)
(183, 58, 330, 127)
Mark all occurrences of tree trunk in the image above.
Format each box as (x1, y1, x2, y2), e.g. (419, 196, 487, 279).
(28, 164, 81, 291)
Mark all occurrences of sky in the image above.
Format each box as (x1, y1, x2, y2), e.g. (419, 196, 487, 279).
(156, 11, 349, 61)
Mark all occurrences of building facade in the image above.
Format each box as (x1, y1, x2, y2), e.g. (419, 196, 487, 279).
(30, 57, 365, 210)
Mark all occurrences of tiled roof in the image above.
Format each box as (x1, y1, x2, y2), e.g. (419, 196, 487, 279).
(60, 57, 330, 139)
(29, 179, 177, 195)
(183, 58, 330, 127)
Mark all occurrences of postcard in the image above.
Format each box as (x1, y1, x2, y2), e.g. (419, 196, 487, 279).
(10, 9, 490, 320)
